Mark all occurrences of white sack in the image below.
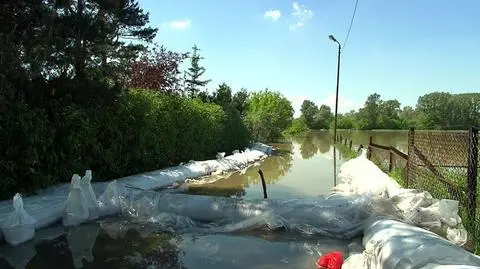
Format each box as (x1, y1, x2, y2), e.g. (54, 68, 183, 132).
(98, 180, 124, 216)
(63, 174, 89, 227)
(80, 170, 99, 220)
(361, 219, 480, 269)
(0, 193, 36, 246)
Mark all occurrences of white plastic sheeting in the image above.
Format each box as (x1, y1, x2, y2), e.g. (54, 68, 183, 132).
(343, 218, 480, 269)
(336, 150, 479, 268)
(334, 149, 468, 245)
(63, 174, 90, 227)
(114, 149, 480, 268)
(1, 142, 479, 269)
(120, 192, 373, 238)
(0, 194, 36, 246)
(0, 143, 272, 246)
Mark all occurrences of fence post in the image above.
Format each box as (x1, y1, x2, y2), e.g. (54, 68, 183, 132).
(388, 147, 393, 172)
(467, 127, 478, 225)
(349, 140, 352, 150)
(367, 136, 372, 159)
(406, 127, 415, 188)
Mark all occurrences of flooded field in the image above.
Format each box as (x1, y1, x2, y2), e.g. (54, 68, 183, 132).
(0, 131, 408, 269)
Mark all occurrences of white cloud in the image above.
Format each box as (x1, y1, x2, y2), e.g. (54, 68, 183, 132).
(321, 94, 358, 113)
(264, 10, 282, 21)
(283, 94, 308, 118)
(289, 2, 313, 30)
(163, 19, 191, 30)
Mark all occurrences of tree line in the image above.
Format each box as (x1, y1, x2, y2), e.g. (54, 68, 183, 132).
(0, 0, 297, 198)
(300, 92, 480, 130)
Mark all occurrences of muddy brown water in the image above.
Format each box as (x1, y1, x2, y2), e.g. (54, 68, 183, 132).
(0, 131, 408, 269)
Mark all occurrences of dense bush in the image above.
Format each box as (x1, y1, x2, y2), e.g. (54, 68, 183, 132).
(0, 90, 251, 199)
(283, 118, 310, 137)
(244, 90, 294, 142)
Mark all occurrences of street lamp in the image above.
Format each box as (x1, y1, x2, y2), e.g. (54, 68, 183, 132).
(329, 34, 341, 186)
(329, 34, 341, 143)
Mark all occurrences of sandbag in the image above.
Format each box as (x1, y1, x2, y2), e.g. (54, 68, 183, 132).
(1, 193, 36, 246)
(98, 180, 124, 216)
(361, 219, 480, 269)
(63, 174, 89, 227)
(80, 170, 99, 220)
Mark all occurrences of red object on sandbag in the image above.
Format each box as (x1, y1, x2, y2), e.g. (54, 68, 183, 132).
(316, 251, 344, 269)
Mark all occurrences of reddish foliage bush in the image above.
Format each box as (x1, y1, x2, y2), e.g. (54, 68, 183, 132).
(128, 46, 188, 94)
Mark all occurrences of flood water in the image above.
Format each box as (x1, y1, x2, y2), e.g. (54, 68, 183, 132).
(0, 130, 408, 269)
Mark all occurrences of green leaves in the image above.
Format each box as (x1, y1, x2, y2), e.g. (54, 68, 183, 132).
(185, 45, 211, 98)
(245, 89, 294, 142)
(0, 90, 251, 199)
(283, 117, 310, 137)
(300, 100, 318, 128)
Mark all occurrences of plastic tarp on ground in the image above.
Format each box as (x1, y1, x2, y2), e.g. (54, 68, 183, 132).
(335, 150, 480, 269)
(343, 218, 480, 269)
(2, 144, 480, 269)
(0, 143, 272, 245)
(116, 149, 480, 268)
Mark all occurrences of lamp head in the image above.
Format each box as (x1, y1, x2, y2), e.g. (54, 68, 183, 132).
(328, 35, 338, 43)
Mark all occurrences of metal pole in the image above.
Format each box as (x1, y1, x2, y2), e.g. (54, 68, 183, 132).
(258, 169, 268, 199)
(333, 146, 337, 186)
(333, 44, 341, 142)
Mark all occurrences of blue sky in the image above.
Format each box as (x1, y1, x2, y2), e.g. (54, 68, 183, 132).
(139, 0, 479, 116)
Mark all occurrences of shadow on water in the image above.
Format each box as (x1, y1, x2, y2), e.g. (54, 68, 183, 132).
(0, 221, 189, 269)
(0, 217, 359, 269)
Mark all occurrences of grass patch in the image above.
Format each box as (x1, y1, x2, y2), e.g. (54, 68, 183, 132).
(388, 168, 406, 187)
(336, 143, 359, 160)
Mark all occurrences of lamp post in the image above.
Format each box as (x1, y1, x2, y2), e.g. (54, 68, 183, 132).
(329, 34, 341, 143)
(329, 34, 341, 186)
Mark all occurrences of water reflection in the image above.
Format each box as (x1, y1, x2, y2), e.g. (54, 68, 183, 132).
(293, 132, 334, 160)
(0, 240, 37, 269)
(3, 220, 186, 269)
(187, 130, 408, 199)
(67, 224, 99, 268)
(188, 133, 344, 198)
(295, 135, 317, 159)
(188, 143, 294, 198)
(0, 131, 409, 268)
(244, 145, 294, 185)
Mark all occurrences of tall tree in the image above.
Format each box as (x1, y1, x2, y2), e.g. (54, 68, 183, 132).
(313, 104, 333, 129)
(128, 46, 188, 94)
(378, 99, 401, 129)
(300, 100, 318, 128)
(232, 88, 249, 116)
(399, 106, 418, 128)
(0, 0, 157, 102)
(245, 89, 294, 142)
(53, 0, 157, 78)
(185, 45, 211, 98)
(357, 93, 382, 129)
(211, 83, 232, 107)
(416, 92, 453, 129)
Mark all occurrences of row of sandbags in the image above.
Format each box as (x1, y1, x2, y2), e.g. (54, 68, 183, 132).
(0, 171, 122, 246)
(334, 149, 480, 268)
(0, 143, 272, 247)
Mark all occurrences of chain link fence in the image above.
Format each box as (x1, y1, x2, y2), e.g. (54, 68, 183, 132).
(366, 127, 479, 252)
(367, 139, 409, 186)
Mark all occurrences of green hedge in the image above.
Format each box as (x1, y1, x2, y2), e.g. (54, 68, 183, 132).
(0, 89, 251, 199)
